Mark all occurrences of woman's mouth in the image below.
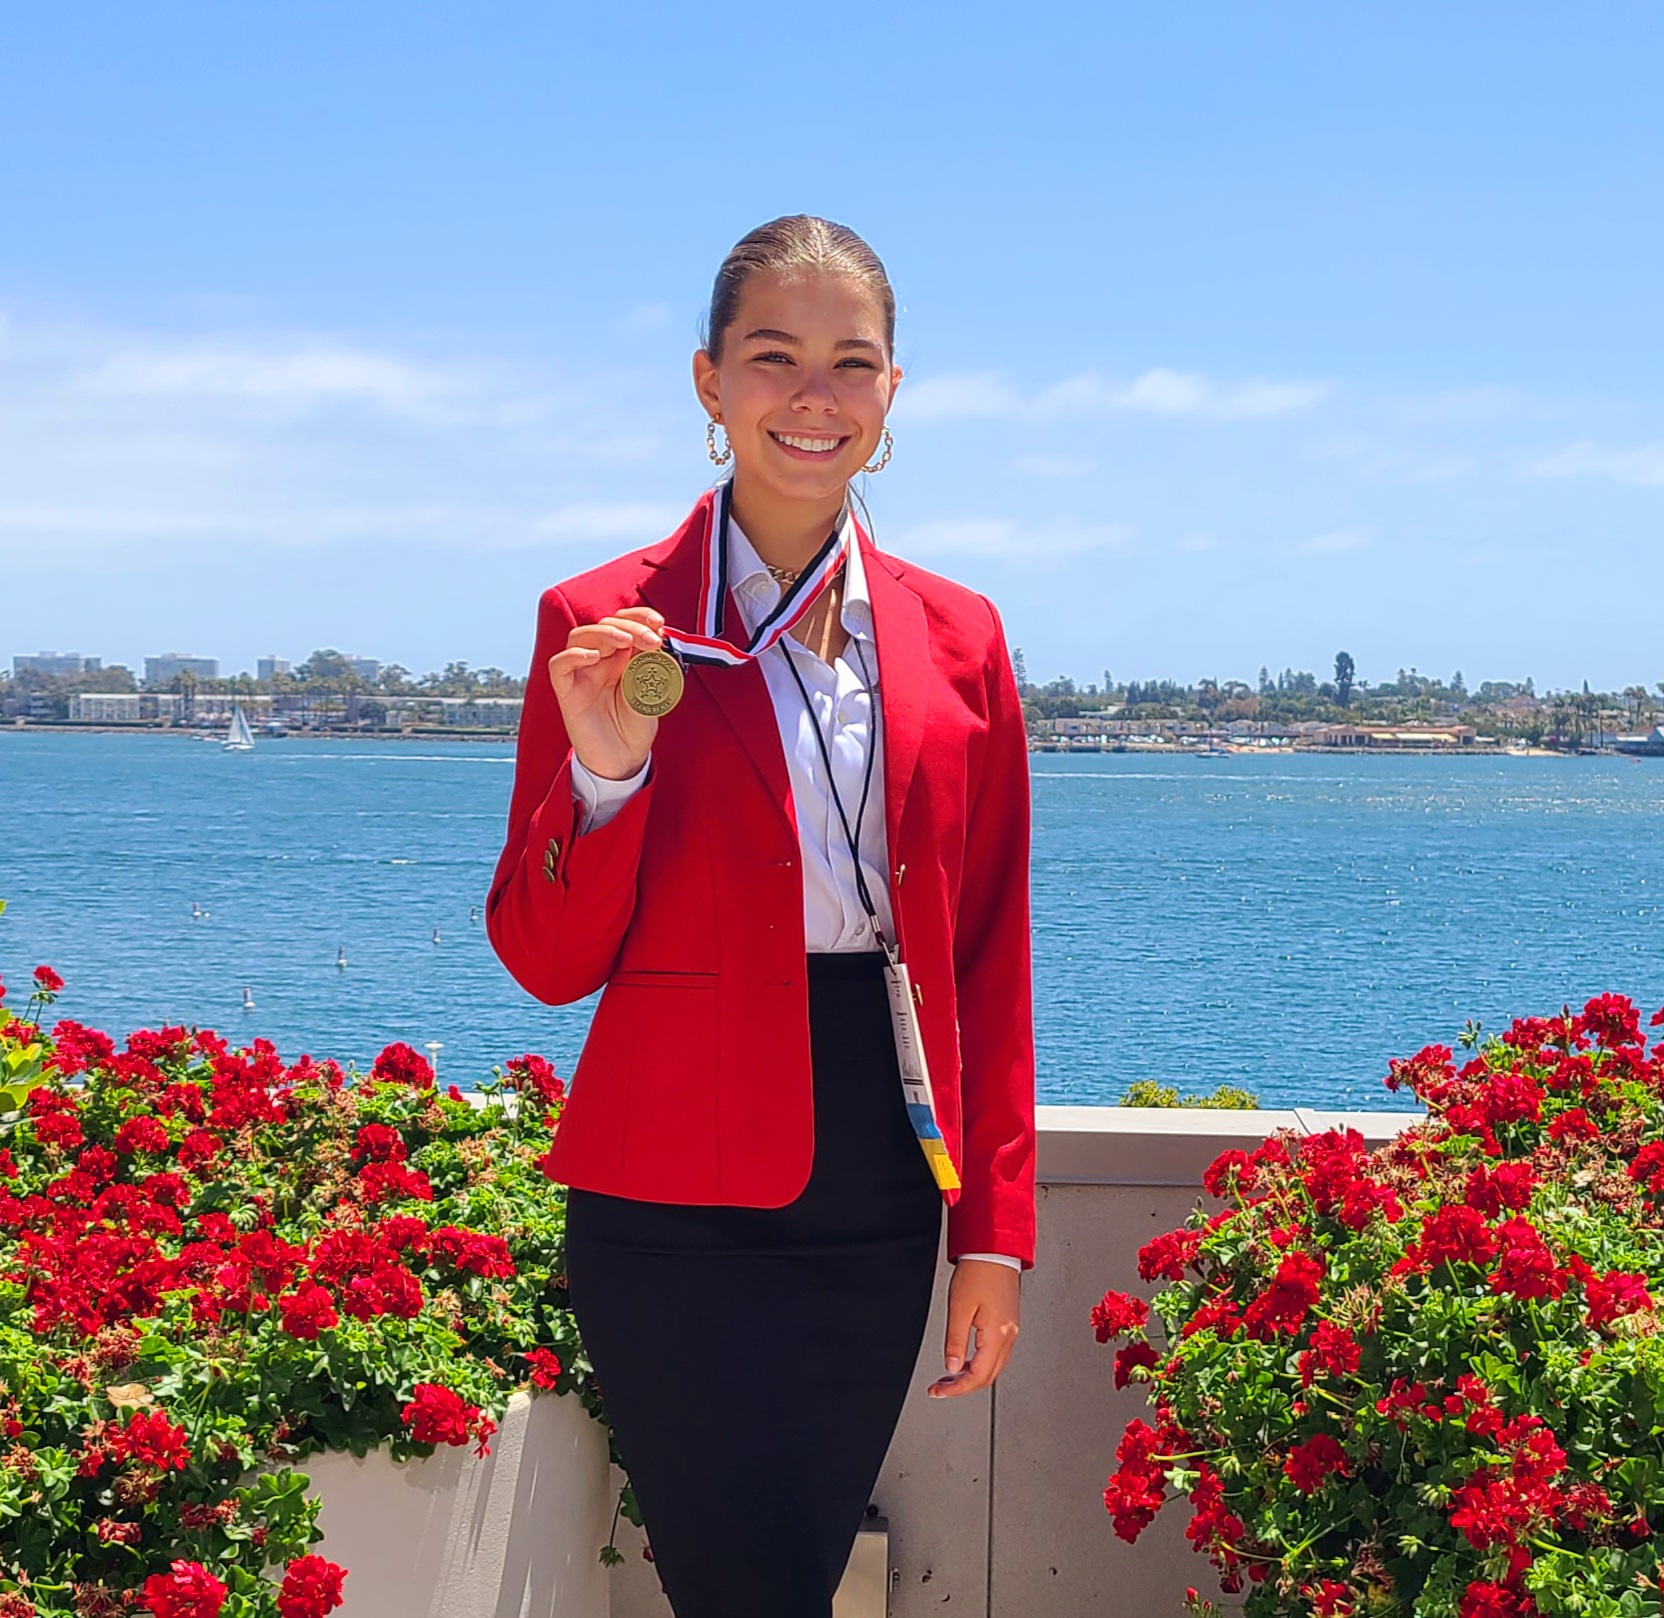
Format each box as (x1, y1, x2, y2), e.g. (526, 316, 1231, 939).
(768, 431, 848, 460)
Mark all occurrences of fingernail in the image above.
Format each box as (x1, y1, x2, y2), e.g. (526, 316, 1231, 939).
(945, 1357, 963, 1376)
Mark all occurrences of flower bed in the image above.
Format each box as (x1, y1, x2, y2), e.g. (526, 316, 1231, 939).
(1097, 993, 1664, 1618)
(0, 958, 594, 1618)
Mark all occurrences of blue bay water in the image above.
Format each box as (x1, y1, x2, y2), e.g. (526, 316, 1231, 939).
(1, 733, 1661, 1111)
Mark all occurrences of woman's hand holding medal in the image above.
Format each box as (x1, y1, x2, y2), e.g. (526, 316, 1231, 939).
(549, 607, 676, 781)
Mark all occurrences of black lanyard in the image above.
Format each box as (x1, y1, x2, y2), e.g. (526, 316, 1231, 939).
(779, 625, 888, 951)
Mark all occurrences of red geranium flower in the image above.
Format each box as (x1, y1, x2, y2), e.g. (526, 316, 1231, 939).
(1113, 1341, 1161, 1389)
(113, 1115, 170, 1155)
(277, 1555, 347, 1618)
(109, 1409, 192, 1472)
(141, 1560, 227, 1618)
(1490, 1217, 1566, 1301)
(1585, 1270, 1652, 1330)
(350, 1123, 407, 1164)
(402, 1382, 477, 1447)
(1283, 1431, 1349, 1494)
(32, 965, 64, 995)
(1091, 1289, 1150, 1343)
(506, 1053, 565, 1107)
(1137, 1228, 1202, 1283)
(1242, 1251, 1324, 1339)
(1297, 1321, 1361, 1387)
(524, 1348, 563, 1389)
(278, 1283, 340, 1340)
(371, 1042, 434, 1090)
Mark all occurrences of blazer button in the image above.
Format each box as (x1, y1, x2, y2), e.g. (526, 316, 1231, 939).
(543, 837, 561, 882)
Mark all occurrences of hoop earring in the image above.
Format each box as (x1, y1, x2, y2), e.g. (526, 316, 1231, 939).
(706, 419, 732, 467)
(861, 426, 894, 475)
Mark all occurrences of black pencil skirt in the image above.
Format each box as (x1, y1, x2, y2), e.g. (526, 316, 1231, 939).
(565, 952, 943, 1618)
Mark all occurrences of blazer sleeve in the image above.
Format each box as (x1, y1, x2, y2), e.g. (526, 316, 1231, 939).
(486, 585, 655, 1004)
(946, 600, 1038, 1267)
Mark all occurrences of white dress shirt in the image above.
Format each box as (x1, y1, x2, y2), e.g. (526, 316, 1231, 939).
(569, 505, 1019, 1272)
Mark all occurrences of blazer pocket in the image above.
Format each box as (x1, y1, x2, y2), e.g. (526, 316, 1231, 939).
(610, 969, 718, 991)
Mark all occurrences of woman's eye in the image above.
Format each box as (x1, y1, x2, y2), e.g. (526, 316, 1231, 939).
(836, 357, 876, 369)
(752, 350, 793, 364)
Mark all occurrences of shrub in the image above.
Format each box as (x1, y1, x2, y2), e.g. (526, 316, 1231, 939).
(1098, 993, 1664, 1618)
(0, 965, 589, 1618)
(1121, 1080, 1261, 1111)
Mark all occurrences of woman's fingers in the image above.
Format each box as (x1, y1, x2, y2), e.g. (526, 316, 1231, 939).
(929, 1263, 1021, 1399)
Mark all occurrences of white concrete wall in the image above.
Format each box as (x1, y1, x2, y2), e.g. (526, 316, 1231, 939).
(607, 1104, 1420, 1618)
(305, 1386, 612, 1618)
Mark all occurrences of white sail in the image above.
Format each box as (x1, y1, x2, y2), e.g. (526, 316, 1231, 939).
(225, 704, 255, 751)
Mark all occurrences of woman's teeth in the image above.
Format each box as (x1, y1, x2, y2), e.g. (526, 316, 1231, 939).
(772, 433, 843, 454)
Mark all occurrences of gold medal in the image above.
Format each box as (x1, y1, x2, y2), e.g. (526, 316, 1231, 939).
(620, 648, 684, 717)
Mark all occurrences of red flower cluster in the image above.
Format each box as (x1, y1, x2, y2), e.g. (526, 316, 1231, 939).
(1283, 1431, 1349, 1494)
(277, 1555, 347, 1618)
(524, 1348, 563, 1389)
(370, 1042, 434, 1090)
(1297, 1321, 1361, 1387)
(401, 1382, 480, 1447)
(428, 1225, 516, 1279)
(505, 1053, 565, 1109)
(141, 1560, 226, 1618)
(1091, 1289, 1149, 1343)
(1242, 1251, 1323, 1339)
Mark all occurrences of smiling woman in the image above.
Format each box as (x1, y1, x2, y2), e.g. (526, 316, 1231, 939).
(486, 216, 1036, 1618)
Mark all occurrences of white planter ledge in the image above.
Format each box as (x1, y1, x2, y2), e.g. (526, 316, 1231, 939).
(303, 1388, 611, 1618)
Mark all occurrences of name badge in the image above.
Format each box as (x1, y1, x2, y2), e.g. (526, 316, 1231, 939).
(883, 953, 961, 1196)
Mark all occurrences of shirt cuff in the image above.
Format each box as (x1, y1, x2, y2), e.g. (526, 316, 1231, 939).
(570, 755, 652, 833)
(955, 1253, 1023, 1271)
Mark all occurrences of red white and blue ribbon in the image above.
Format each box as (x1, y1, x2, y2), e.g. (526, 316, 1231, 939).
(661, 480, 857, 670)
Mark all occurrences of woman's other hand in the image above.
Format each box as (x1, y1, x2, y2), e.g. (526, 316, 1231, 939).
(549, 606, 666, 781)
(928, 1259, 1020, 1399)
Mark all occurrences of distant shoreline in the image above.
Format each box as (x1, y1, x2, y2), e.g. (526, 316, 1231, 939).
(1, 724, 515, 744)
(8, 725, 1656, 760)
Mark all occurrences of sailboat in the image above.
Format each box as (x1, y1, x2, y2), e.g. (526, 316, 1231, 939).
(224, 704, 255, 752)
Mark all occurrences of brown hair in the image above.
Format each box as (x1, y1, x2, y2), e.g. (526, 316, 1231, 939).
(703, 215, 896, 362)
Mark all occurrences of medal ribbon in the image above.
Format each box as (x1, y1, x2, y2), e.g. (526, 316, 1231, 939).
(660, 481, 855, 670)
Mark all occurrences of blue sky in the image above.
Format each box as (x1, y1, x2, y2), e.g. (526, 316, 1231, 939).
(3, 3, 1661, 691)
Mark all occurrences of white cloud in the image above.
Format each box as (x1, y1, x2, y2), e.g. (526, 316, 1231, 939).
(81, 342, 466, 415)
(0, 307, 686, 563)
(1299, 529, 1370, 554)
(893, 516, 1131, 560)
(895, 366, 1327, 426)
(895, 372, 1025, 421)
(1527, 441, 1664, 487)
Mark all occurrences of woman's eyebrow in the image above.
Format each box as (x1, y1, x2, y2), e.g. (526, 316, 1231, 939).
(744, 327, 798, 343)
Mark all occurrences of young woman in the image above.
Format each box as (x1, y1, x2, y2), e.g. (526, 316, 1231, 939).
(488, 215, 1035, 1618)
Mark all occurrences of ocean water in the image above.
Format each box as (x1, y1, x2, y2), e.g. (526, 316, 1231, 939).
(2, 732, 1661, 1111)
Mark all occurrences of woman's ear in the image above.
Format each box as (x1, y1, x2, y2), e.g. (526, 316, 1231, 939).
(692, 348, 723, 420)
(887, 362, 904, 411)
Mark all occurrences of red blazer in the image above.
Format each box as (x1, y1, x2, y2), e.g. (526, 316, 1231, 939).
(487, 491, 1036, 1266)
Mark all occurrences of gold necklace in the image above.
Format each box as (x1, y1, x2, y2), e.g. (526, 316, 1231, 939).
(765, 563, 800, 586)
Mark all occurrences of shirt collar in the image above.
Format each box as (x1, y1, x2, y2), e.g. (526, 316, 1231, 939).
(726, 499, 873, 644)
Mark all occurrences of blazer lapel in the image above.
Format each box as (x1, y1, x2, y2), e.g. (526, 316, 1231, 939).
(637, 494, 794, 834)
(863, 539, 931, 859)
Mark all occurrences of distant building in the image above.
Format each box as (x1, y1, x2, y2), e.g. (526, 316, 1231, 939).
(145, 653, 219, 687)
(1616, 727, 1664, 757)
(69, 693, 182, 723)
(13, 651, 101, 676)
(385, 696, 523, 731)
(257, 655, 292, 681)
(346, 656, 381, 683)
